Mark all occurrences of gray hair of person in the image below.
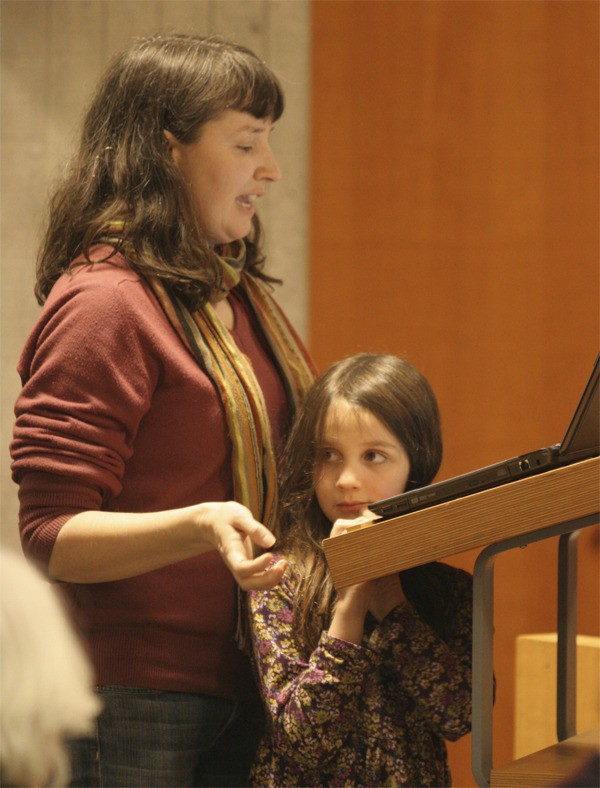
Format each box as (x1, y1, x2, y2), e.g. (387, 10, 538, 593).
(35, 34, 285, 309)
(0, 550, 101, 787)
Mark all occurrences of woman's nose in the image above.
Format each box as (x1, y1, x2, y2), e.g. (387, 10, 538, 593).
(256, 146, 282, 182)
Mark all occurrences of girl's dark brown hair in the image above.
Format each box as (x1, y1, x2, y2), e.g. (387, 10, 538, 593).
(35, 34, 285, 309)
(276, 353, 443, 653)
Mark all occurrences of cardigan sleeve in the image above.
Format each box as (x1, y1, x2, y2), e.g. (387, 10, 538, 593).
(11, 266, 162, 566)
(248, 567, 373, 771)
(367, 567, 473, 741)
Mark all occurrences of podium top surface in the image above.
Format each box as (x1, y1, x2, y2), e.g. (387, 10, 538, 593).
(323, 456, 600, 589)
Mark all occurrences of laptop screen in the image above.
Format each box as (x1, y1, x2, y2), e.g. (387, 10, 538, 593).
(369, 353, 599, 520)
(559, 355, 599, 460)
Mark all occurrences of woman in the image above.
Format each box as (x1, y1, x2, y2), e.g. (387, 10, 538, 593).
(248, 354, 472, 786)
(10, 34, 315, 787)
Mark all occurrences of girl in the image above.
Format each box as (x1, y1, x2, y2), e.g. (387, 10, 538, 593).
(248, 353, 472, 787)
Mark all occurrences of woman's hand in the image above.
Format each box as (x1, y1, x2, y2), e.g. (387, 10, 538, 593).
(49, 501, 286, 587)
(198, 502, 287, 591)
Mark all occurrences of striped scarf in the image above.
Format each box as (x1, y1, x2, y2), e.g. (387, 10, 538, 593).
(102, 229, 315, 533)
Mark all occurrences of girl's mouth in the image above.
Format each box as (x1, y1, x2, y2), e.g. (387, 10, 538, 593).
(337, 501, 368, 516)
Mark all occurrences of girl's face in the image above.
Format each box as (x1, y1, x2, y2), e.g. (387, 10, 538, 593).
(314, 397, 411, 525)
(165, 110, 281, 245)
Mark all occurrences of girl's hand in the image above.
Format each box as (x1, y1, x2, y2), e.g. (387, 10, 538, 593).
(329, 509, 378, 534)
(330, 516, 406, 623)
(329, 580, 372, 645)
(369, 573, 407, 622)
(327, 519, 373, 644)
(197, 502, 287, 591)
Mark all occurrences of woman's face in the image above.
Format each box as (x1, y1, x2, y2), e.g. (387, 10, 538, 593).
(314, 398, 411, 525)
(165, 110, 281, 244)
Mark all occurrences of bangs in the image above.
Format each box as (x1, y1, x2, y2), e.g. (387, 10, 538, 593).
(238, 87, 284, 122)
(226, 66, 285, 121)
(156, 36, 285, 140)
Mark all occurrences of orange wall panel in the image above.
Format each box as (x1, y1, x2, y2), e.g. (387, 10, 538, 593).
(310, 1, 599, 784)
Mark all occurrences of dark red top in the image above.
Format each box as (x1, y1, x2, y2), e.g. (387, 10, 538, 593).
(11, 249, 292, 699)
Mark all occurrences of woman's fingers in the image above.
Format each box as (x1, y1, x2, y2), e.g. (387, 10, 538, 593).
(236, 557, 288, 591)
(201, 502, 285, 589)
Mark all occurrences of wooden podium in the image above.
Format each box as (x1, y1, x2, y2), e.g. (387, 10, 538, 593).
(323, 456, 600, 787)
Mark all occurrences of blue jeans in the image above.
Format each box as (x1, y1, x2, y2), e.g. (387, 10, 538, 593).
(68, 686, 265, 787)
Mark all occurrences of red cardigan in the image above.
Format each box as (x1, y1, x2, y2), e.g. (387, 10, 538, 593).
(10, 250, 292, 700)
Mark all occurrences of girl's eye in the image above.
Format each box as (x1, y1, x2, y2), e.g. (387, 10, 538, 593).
(364, 450, 386, 463)
(238, 145, 253, 153)
(318, 448, 340, 463)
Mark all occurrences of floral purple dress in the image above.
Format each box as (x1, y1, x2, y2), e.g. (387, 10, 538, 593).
(248, 559, 473, 787)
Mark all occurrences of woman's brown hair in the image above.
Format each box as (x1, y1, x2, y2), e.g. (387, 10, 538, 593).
(276, 353, 443, 654)
(35, 34, 284, 309)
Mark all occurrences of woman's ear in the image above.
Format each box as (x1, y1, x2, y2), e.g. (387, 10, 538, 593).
(163, 130, 182, 165)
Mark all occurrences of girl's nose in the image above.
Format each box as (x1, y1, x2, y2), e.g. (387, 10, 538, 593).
(336, 464, 360, 489)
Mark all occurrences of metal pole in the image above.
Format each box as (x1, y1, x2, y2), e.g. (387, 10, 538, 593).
(557, 529, 580, 741)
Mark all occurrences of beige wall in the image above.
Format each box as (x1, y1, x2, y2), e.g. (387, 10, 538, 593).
(0, 0, 311, 550)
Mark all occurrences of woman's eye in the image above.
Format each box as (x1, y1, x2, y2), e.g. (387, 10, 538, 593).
(238, 145, 253, 153)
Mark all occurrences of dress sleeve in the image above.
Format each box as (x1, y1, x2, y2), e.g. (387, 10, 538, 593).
(248, 569, 373, 771)
(367, 567, 473, 741)
(11, 273, 161, 565)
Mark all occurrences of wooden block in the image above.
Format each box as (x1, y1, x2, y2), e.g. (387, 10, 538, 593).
(514, 634, 600, 760)
(323, 457, 600, 588)
(490, 727, 600, 787)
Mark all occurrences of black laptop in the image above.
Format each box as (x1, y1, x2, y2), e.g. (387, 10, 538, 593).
(369, 354, 600, 521)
